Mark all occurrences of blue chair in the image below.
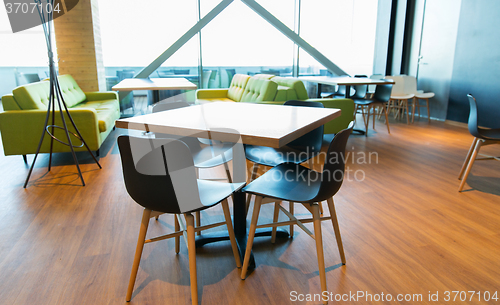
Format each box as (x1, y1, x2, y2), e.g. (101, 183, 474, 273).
(240, 123, 354, 303)
(458, 94, 500, 191)
(118, 135, 244, 304)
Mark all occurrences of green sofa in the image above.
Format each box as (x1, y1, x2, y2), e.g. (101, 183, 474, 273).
(196, 73, 354, 135)
(266, 76, 355, 135)
(0, 75, 120, 159)
(196, 74, 278, 103)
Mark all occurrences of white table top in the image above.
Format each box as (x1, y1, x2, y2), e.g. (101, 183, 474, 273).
(111, 78, 197, 91)
(116, 102, 341, 148)
(298, 76, 395, 86)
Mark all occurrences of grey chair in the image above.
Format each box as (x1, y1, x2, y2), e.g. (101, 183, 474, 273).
(118, 135, 244, 304)
(240, 123, 354, 305)
(458, 94, 500, 191)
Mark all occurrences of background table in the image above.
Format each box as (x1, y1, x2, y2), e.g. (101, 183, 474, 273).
(298, 76, 395, 98)
(116, 102, 341, 268)
(112, 77, 197, 104)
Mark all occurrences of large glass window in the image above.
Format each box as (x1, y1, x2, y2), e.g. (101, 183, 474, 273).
(200, 0, 294, 87)
(299, 0, 378, 76)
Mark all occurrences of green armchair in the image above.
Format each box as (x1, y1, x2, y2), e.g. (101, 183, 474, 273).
(0, 75, 120, 160)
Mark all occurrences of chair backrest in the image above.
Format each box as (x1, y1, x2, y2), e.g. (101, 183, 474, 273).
(368, 74, 384, 93)
(117, 135, 204, 214)
(467, 94, 481, 138)
(402, 75, 418, 94)
(202, 70, 212, 89)
(284, 100, 324, 154)
(387, 75, 405, 95)
(174, 69, 190, 75)
(312, 121, 354, 202)
(226, 69, 236, 87)
(372, 84, 393, 103)
(351, 75, 368, 99)
(21, 73, 41, 84)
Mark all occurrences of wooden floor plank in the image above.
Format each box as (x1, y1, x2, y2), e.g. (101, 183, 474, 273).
(0, 115, 499, 304)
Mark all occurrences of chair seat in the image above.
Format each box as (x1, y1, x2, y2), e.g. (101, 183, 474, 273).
(352, 98, 373, 105)
(415, 92, 434, 99)
(245, 145, 316, 167)
(192, 142, 233, 168)
(196, 180, 245, 212)
(390, 93, 414, 99)
(243, 163, 321, 203)
(477, 127, 500, 140)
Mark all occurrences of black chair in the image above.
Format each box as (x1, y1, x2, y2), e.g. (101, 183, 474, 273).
(352, 83, 393, 136)
(244, 100, 325, 214)
(118, 135, 244, 304)
(174, 69, 190, 75)
(240, 123, 354, 304)
(458, 94, 500, 191)
(20, 73, 41, 84)
(152, 101, 235, 233)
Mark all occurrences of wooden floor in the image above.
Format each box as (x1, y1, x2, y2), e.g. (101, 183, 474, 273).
(0, 116, 499, 305)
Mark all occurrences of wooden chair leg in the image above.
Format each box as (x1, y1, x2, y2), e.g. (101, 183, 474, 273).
(458, 139, 483, 192)
(372, 106, 376, 129)
(221, 199, 242, 268)
(458, 137, 479, 180)
(289, 201, 294, 237)
(246, 163, 260, 214)
(365, 105, 370, 136)
(223, 161, 233, 183)
(383, 105, 390, 134)
(319, 202, 324, 215)
(311, 203, 328, 305)
(126, 208, 152, 302)
(412, 97, 416, 123)
(271, 201, 281, 243)
(175, 214, 180, 254)
(241, 196, 263, 279)
(195, 211, 201, 236)
(326, 198, 346, 264)
(425, 98, 431, 122)
(185, 213, 198, 305)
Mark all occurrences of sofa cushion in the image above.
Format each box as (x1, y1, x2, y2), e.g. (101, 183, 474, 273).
(240, 78, 278, 102)
(73, 99, 119, 132)
(271, 76, 309, 100)
(12, 81, 51, 110)
(57, 75, 87, 108)
(11, 74, 87, 110)
(227, 74, 250, 102)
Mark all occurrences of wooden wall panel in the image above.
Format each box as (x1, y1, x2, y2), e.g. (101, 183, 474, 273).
(54, 0, 105, 92)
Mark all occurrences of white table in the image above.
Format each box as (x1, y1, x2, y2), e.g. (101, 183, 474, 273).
(298, 76, 395, 98)
(116, 102, 341, 268)
(112, 78, 197, 104)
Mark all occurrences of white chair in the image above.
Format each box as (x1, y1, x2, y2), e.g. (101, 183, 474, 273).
(387, 75, 414, 124)
(402, 75, 435, 122)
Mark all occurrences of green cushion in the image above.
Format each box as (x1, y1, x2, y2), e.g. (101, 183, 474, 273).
(1, 94, 21, 110)
(73, 99, 120, 132)
(11, 74, 87, 110)
(57, 75, 87, 108)
(240, 78, 278, 102)
(227, 74, 250, 102)
(271, 77, 309, 100)
(12, 81, 51, 110)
